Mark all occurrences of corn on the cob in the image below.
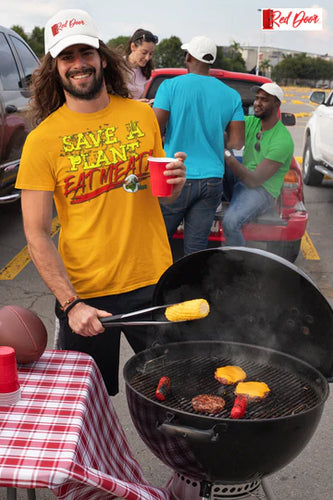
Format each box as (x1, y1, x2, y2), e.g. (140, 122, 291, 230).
(165, 299, 209, 322)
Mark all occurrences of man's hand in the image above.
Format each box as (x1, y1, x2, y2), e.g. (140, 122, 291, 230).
(159, 151, 186, 203)
(67, 302, 111, 337)
(224, 150, 282, 188)
(138, 98, 154, 106)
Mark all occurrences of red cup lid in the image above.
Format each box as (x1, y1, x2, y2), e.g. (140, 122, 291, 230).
(0, 346, 16, 357)
(148, 157, 177, 163)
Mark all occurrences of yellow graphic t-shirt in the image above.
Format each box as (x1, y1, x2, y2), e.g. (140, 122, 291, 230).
(16, 96, 172, 298)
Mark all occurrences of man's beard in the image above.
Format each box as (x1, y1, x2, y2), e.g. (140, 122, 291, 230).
(254, 105, 274, 120)
(60, 63, 105, 100)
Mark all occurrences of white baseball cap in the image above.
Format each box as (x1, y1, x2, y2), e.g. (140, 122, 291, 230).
(254, 82, 284, 102)
(44, 9, 100, 58)
(181, 36, 217, 64)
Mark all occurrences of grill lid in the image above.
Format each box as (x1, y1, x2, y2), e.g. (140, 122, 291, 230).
(153, 248, 333, 380)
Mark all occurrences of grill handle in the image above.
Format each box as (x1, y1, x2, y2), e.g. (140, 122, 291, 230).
(158, 421, 227, 443)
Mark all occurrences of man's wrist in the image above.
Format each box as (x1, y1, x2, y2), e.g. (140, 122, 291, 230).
(61, 295, 80, 311)
(65, 298, 84, 316)
(224, 149, 233, 158)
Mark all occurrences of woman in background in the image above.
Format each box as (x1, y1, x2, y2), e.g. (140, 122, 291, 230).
(125, 29, 158, 102)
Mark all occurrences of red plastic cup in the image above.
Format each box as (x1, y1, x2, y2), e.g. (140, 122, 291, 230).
(0, 346, 20, 393)
(148, 157, 177, 196)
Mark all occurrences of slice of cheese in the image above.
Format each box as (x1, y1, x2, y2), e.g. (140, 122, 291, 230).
(214, 365, 246, 384)
(235, 381, 270, 399)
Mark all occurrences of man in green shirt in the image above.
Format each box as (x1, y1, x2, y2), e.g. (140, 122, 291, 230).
(222, 82, 294, 246)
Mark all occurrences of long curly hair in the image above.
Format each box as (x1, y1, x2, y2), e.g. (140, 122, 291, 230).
(29, 41, 131, 126)
(124, 29, 158, 80)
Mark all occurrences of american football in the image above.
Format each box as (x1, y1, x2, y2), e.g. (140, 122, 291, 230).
(0, 305, 48, 363)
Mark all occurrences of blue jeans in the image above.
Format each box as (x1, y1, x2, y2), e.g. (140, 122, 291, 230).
(161, 178, 223, 255)
(222, 180, 275, 246)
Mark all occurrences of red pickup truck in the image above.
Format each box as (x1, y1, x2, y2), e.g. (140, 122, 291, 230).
(145, 68, 308, 263)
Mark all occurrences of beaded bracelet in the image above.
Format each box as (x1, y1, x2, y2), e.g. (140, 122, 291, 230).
(60, 295, 80, 311)
(64, 298, 84, 316)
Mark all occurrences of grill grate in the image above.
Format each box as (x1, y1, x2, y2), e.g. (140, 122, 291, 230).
(130, 353, 321, 419)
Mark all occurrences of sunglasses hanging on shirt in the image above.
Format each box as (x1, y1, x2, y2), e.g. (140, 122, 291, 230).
(254, 131, 263, 152)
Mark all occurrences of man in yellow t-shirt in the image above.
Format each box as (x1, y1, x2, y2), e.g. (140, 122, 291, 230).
(15, 9, 186, 395)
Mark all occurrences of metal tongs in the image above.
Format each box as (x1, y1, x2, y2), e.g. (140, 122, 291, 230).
(100, 303, 180, 327)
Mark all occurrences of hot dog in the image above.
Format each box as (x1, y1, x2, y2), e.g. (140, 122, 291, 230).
(155, 376, 171, 401)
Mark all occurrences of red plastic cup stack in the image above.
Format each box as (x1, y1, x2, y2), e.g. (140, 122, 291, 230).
(0, 346, 21, 405)
(148, 157, 177, 196)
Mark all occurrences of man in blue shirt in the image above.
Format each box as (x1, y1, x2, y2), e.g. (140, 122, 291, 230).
(154, 35, 244, 255)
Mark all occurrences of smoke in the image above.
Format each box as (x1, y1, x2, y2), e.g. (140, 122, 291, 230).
(151, 248, 333, 377)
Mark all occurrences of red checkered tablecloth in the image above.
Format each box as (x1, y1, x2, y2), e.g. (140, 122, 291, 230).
(0, 350, 170, 499)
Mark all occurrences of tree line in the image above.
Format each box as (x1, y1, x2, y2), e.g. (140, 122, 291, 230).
(272, 52, 333, 85)
(11, 24, 333, 84)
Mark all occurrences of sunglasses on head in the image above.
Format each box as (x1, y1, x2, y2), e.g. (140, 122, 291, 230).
(132, 32, 158, 44)
(254, 131, 262, 152)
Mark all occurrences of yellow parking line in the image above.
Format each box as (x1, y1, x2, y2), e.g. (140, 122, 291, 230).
(0, 246, 32, 280)
(0, 217, 60, 280)
(296, 157, 321, 260)
(295, 112, 311, 118)
(301, 231, 320, 260)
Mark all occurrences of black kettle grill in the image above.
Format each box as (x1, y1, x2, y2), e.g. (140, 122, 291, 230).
(123, 248, 333, 499)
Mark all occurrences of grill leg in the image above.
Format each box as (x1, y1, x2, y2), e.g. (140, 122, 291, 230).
(5, 488, 36, 500)
(6, 488, 17, 500)
(261, 478, 276, 500)
(200, 480, 212, 498)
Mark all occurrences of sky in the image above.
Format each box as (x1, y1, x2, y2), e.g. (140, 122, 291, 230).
(1, 0, 332, 57)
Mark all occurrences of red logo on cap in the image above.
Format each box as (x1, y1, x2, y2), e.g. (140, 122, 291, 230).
(51, 23, 60, 36)
(51, 18, 85, 37)
(69, 18, 85, 28)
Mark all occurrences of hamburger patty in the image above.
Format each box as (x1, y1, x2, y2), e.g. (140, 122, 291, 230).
(191, 394, 226, 414)
(235, 381, 270, 401)
(214, 365, 246, 385)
